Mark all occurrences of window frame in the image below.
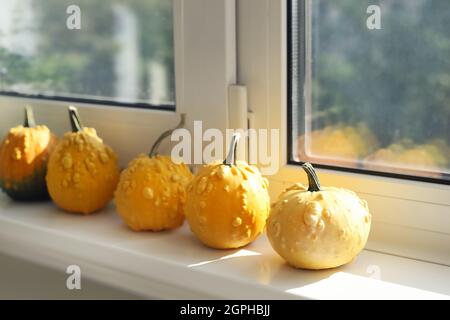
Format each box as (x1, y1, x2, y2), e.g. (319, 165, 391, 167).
(0, 0, 235, 167)
(237, 0, 450, 265)
(0, 0, 448, 266)
(287, 0, 449, 186)
(0, 91, 175, 111)
(0, 1, 176, 112)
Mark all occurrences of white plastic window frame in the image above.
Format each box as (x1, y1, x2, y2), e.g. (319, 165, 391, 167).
(0, 0, 448, 266)
(237, 0, 450, 266)
(0, 0, 235, 168)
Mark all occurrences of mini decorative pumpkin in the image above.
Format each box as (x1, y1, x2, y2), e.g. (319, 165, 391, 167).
(267, 163, 371, 270)
(185, 134, 270, 249)
(114, 114, 193, 231)
(0, 107, 58, 201)
(46, 106, 119, 214)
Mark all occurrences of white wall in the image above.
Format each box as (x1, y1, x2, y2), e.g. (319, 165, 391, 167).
(0, 253, 143, 299)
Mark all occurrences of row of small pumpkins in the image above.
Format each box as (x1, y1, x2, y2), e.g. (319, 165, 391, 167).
(0, 107, 371, 270)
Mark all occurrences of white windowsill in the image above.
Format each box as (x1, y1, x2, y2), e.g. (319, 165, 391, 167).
(0, 194, 448, 300)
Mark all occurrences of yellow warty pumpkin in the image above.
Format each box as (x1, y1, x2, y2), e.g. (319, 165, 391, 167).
(115, 154, 192, 231)
(267, 163, 371, 270)
(114, 114, 192, 231)
(0, 107, 58, 201)
(185, 134, 270, 249)
(46, 107, 119, 214)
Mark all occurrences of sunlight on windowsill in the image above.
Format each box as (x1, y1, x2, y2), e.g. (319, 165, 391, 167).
(187, 249, 261, 268)
(285, 271, 448, 300)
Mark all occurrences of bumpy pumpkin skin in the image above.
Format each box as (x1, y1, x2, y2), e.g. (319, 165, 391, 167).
(267, 183, 371, 270)
(0, 125, 58, 201)
(185, 160, 270, 249)
(114, 155, 193, 231)
(46, 128, 119, 214)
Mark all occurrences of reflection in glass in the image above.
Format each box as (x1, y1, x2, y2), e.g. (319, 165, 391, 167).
(0, 0, 174, 106)
(292, 0, 450, 181)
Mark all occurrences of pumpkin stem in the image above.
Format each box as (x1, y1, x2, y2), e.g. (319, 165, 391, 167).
(301, 162, 321, 192)
(223, 133, 241, 166)
(149, 113, 186, 157)
(68, 106, 83, 132)
(24, 106, 36, 128)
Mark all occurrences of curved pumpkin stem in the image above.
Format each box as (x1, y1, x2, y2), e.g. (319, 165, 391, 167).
(301, 162, 321, 192)
(68, 106, 83, 132)
(149, 113, 185, 157)
(223, 133, 241, 166)
(24, 106, 36, 128)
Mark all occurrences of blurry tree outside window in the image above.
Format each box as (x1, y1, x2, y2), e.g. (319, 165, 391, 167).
(0, 0, 174, 107)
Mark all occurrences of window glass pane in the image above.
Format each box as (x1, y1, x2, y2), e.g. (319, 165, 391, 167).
(291, 0, 450, 182)
(0, 0, 174, 107)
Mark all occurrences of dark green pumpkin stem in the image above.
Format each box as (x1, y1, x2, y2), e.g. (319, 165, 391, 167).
(223, 133, 240, 166)
(68, 106, 83, 132)
(301, 162, 321, 192)
(24, 106, 36, 128)
(149, 113, 186, 157)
